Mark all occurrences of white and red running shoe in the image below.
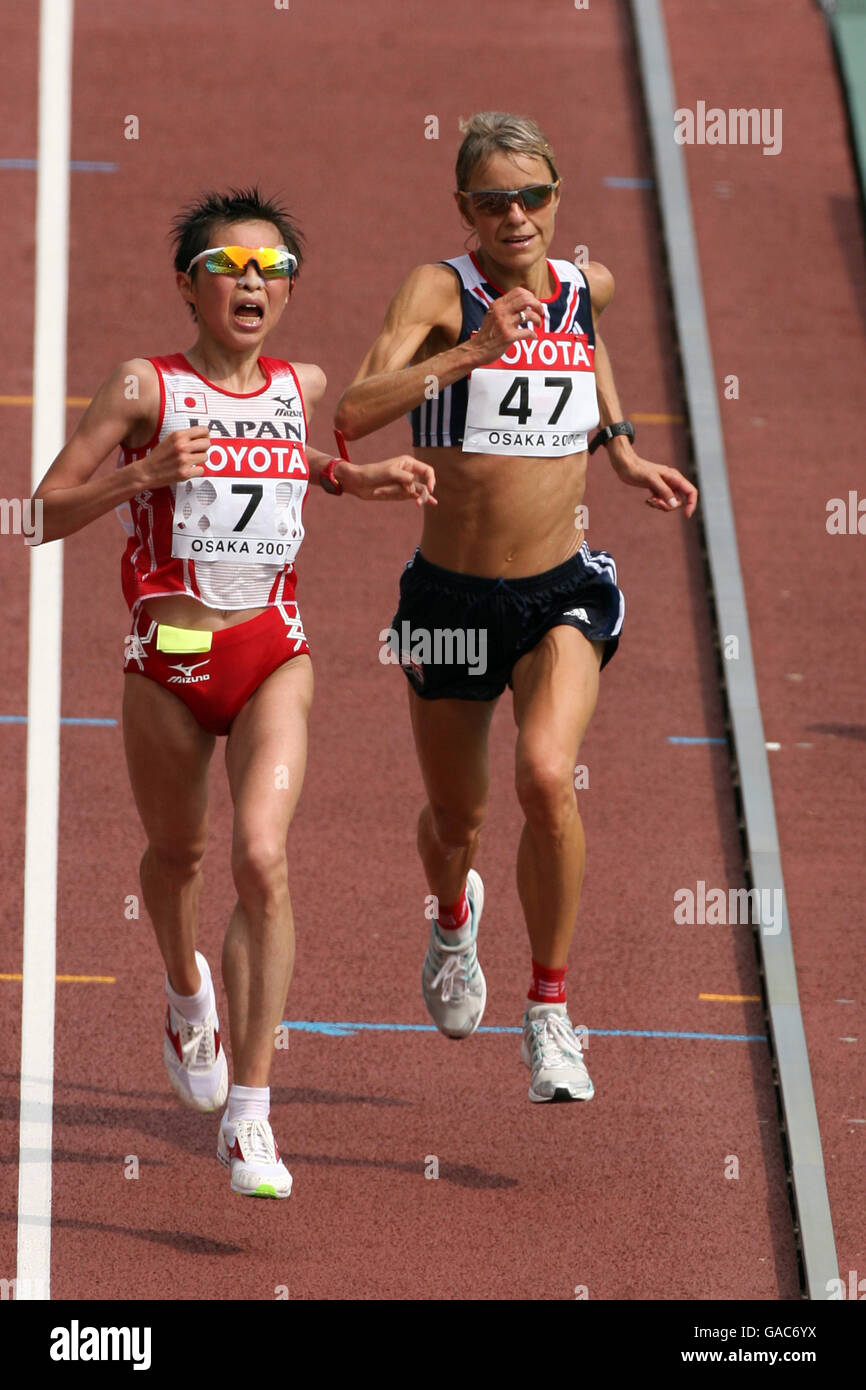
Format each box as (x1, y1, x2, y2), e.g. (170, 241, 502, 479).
(217, 1114, 293, 1199)
(421, 869, 487, 1039)
(521, 1003, 595, 1103)
(162, 952, 228, 1113)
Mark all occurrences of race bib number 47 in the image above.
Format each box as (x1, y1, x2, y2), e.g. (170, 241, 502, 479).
(171, 439, 308, 564)
(463, 332, 600, 457)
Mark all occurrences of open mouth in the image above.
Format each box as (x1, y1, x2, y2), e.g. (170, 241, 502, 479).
(233, 300, 265, 326)
(503, 234, 534, 248)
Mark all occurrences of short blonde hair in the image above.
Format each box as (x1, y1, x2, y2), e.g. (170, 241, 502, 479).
(455, 112, 559, 189)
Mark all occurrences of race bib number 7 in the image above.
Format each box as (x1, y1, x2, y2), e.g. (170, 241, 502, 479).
(171, 439, 308, 565)
(463, 331, 600, 457)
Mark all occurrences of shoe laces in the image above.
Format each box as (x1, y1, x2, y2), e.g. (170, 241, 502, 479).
(430, 949, 474, 1002)
(192, 1024, 216, 1067)
(173, 1010, 216, 1068)
(234, 1120, 278, 1166)
(529, 1014, 584, 1070)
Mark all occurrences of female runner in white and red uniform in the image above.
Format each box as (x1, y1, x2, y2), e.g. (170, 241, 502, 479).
(335, 114, 697, 1103)
(33, 188, 435, 1197)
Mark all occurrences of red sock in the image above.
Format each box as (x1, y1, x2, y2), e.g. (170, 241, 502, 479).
(528, 960, 567, 1004)
(436, 892, 469, 931)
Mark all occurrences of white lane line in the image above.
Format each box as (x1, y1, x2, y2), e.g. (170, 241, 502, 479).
(17, 0, 74, 1304)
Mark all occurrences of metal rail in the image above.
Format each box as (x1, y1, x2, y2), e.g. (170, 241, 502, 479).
(629, 0, 839, 1300)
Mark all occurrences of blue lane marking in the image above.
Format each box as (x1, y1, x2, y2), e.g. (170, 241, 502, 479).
(282, 1020, 766, 1043)
(668, 736, 726, 745)
(603, 175, 655, 188)
(62, 717, 118, 726)
(0, 715, 117, 726)
(0, 158, 117, 172)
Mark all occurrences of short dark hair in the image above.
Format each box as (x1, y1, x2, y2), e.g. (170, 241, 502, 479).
(171, 186, 305, 279)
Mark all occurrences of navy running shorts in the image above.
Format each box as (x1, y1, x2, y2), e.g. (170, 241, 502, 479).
(387, 541, 625, 701)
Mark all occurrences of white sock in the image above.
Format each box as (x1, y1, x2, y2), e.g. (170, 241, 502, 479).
(525, 999, 567, 1017)
(165, 950, 212, 1024)
(437, 920, 473, 946)
(227, 1084, 270, 1122)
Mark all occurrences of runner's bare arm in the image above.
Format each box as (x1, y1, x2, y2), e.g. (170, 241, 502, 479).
(334, 265, 467, 439)
(308, 445, 437, 506)
(304, 436, 437, 507)
(31, 359, 209, 543)
(334, 264, 543, 440)
(586, 262, 698, 517)
(296, 358, 434, 503)
(292, 361, 328, 484)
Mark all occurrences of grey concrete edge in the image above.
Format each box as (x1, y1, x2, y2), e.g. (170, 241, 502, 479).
(628, 0, 839, 1300)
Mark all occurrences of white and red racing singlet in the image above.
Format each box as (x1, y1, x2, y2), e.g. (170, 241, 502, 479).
(117, 354, 309, 612)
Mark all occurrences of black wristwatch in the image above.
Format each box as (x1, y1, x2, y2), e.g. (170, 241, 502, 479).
(588, 420, 635, 455)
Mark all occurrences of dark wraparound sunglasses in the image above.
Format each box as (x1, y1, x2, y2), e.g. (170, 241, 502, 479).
(457, 181, 561, 216)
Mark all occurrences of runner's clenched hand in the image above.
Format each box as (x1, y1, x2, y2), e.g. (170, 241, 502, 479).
(465, 287, 544, 367)
(129, 427, 210, 490)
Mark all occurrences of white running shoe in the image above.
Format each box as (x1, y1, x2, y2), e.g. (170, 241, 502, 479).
(217, 1114, 293, 1199)
(421, 869, 487, 1039)
(521, 1002, 595, 1102)
(162, 953, 228, 1114)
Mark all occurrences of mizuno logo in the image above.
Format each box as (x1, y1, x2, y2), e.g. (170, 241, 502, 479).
(166, 660, 211, 684)
(167, 660, 208, 677)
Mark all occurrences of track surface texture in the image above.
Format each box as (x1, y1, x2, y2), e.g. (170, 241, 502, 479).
(1, 0, 862, 1307)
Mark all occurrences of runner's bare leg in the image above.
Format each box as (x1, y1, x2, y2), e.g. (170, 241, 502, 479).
(222, 654, 313, 1087)
(122, 673, 215, 996)
(409, 692, 496, 907)
(511, 625, 602, 967)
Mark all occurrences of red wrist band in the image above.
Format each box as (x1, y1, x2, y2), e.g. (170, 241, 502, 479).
(320, 457, 344, 495)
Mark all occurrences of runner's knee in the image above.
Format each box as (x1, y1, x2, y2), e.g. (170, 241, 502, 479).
(515, 755, 577, 835)
(425, 800, 486, 852)
(231, 839, 289, 908)
(142, 840, 206, 882)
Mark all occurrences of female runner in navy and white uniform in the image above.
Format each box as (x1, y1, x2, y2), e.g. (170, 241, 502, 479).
(33, 188, 435, 1197)
(336, 114, 697, 1103)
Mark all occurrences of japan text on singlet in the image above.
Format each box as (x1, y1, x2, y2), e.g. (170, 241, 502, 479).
(117, 354, 310, 612)
(409, 252, 599, 457)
